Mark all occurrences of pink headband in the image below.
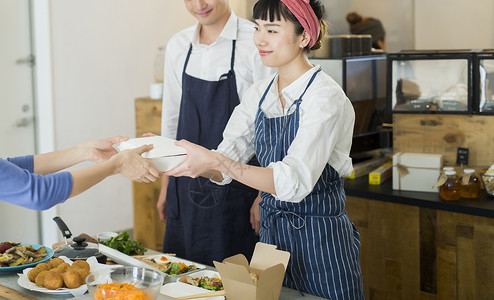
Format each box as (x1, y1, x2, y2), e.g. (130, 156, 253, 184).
(280, 0, 320, 48)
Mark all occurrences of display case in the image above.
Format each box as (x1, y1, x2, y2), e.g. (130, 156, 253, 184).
(310, 55, 391, 159)
(387, 51, 474, 114)
(474, 51, 494, 114)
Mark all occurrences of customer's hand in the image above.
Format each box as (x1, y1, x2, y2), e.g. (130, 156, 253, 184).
(112, 144, 161, 183)
(83, 136, 129, 162)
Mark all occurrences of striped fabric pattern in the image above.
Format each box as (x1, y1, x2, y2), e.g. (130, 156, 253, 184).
(254, 69, 364, 299)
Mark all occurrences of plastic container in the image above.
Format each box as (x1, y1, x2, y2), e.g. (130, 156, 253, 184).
(439, 170, 461, 201)
(86, 266, 164, 300)
(460, 169, 480, 199)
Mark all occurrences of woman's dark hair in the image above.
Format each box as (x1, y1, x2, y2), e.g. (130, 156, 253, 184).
(253, 0, 328, 51)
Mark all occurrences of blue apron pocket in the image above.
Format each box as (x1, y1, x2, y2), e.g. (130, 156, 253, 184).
(188, 177, 228, 208)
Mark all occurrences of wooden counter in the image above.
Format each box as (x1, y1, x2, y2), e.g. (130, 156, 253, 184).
(345, 177, 494, 299)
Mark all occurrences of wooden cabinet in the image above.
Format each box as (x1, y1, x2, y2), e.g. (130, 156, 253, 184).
(133, 97, 165, 251)
(346, 195, 494, 299)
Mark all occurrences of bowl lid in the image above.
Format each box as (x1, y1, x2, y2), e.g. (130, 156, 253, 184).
(54, 237, 103, 260)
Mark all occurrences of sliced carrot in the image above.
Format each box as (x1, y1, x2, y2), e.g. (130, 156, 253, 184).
(94, 282, 151, 300)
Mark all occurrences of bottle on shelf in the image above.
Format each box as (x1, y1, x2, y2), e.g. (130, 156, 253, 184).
(439, 170, 461, 201)
(460, 168, 480, 199)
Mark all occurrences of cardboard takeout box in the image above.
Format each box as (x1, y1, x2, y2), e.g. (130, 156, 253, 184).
(214, 242, 290, 300)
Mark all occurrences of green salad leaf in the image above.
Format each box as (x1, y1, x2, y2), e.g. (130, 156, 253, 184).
(100, 231, 146, 256)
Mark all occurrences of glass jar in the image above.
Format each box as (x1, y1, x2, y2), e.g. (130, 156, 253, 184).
(439, 170, 461, 201)
(460, 169, 480, 199)
(434, 167, 455, 188)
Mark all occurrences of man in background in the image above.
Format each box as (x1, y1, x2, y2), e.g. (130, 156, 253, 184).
(347, 11, 386, 50)
(158, 0, 274, 266)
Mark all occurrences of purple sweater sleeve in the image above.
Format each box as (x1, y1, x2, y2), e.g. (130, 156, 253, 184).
(1, 155, 73, 210)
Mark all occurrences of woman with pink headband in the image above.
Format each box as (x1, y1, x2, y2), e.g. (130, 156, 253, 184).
(165, 0, 364, 298)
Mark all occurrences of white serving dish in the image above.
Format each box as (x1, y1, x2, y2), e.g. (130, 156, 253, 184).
(98, 244, 164, 275)
(17, 256, 117, 297)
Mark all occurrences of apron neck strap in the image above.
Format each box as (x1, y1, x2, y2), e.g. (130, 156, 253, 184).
(258, 75, 277, 108)
(230, 40, 236, 71)
(183, 44, 193, 75)
(183, 40, 237, 75)
(298, 67, 322, 100)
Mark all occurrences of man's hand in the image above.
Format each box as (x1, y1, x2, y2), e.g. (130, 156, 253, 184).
(157, 175, 169, 223)
(250, 193, 262, 235)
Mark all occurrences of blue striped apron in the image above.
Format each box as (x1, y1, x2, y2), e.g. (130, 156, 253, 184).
(254, 68, 364, 299)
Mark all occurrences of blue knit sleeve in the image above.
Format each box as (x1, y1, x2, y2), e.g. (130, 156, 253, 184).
(1, 156, 73, 211)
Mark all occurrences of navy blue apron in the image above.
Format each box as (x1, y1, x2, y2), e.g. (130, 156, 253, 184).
(254, 68, 365, 299)
(163, 40, 259, 266)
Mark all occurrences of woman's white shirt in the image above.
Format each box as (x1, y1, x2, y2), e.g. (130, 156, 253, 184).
(216, 66, 355, 203)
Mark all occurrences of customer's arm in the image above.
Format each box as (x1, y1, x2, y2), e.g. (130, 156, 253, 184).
(69, 144, 160, 197)
(33, 136, 127, 175)
(0, 137, 160, 210)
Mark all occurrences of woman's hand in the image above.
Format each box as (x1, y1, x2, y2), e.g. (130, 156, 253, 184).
(165, 140, 217, 178)
(83, 136, 129, 162)
(111, 144, 161, 183)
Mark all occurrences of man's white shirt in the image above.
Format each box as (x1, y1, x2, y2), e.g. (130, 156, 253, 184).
(161, 11, 274, 139)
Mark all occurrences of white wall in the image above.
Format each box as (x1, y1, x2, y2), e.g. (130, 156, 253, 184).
(41, 0, 195, 242)
(415, 0, 494, 49)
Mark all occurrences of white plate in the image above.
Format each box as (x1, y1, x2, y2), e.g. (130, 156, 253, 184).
(160, 282, 224, 300)
(142, 254, 206, 276)
(17, 256, 117, 297)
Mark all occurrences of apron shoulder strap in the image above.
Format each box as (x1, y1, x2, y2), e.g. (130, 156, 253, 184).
(230, 40, 236, 71)
(297, 67, 322, 100)
(182, 43, 193, 75)
(258, 75, 277, 108)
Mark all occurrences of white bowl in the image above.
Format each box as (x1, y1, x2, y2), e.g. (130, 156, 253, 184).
(96, 232, 118, 243)
(148, 155, 186, 172)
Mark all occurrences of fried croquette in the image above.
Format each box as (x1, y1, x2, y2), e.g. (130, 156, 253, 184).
(27, 267, 43, 282)
(48, 257, 64, 268)
(56, 262, 70, 272)
(71, 267, 90, 284)
(43, 271, 64, 290)
(62, 270, 82, 289)
(35, 270, 48, 287)
(35, 262, 50, 271)
(71, 260, 90, 272)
